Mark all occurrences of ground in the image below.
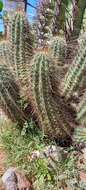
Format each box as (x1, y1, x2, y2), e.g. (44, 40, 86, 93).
(0, 115, 86, 189)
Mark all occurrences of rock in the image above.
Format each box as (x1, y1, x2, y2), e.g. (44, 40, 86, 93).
(2, 167, 32, 190)
(2, 168, 18, 190)
(30, 145, 67, 161)
(2, 169, 18, 190)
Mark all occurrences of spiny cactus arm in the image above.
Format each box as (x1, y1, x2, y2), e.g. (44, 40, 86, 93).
(10, 12, 34, 82)
(0, 87, 26, 124)
(10, 15, 18, 70)
(29, 53, 57, 137)
(28, 54, 46, 131)
(62, 38, 86, 99)
(0, 41, 12, 68)
(73, 127, 86, 143)
(0, 64, 26, 125)
(48, 36, 68, 96)
(49, 36, 67, 64)
(41, 56, 72, 138)
(76, 92, 86, 124)
(35, 54, 53, 135)
(28, 52, 74, 139)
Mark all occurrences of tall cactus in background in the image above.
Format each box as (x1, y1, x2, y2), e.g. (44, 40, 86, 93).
(61, 34, 86, 100)
(0, 62, 26, 125)
(51, 0, 68, 35)
(28, 52, 74, 139)
(49, 36, 67, 64)
(36, 0, 56, 47)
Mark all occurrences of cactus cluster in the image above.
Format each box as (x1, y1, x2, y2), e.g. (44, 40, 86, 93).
(2, 11, 86, 140)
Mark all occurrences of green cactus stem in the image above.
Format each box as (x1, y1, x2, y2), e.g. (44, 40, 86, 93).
(76, 91, 86, 124)
(0, 63, 26, 125)
(49, 36, 67, 64)
(9, 12, 34, 83)
(62, 35, 86, 100)
(28, 52, 74, 140)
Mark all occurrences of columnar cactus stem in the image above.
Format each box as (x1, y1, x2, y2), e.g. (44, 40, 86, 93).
(49, 36, 67, 64)
(62, 36, 86, 99)
(76, 92, 86, 124)
(29, 52, 74, 139)
(0, 63, 26, 125)
(10, 12, 34, 83)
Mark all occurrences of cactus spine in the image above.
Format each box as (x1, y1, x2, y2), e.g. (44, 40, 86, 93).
(29, 52, 74, 139)
(62, 36, 86, 99)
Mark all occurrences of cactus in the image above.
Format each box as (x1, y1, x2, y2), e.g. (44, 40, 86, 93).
(48, 36, 68, 96)
(0, 13, 34, 125)
(28, 52, 74, 139)
(0, 41, 8, 57)
(61, 35, 86, 100)
(0, 41, 14, 73)
(49, 36, 67, 64)
(36, 0, 55, 47)
(0, 62, 26, 125)
(51, 0, 67, 35)
(9, 12, 34, 83)
(76, 91, 86, 124)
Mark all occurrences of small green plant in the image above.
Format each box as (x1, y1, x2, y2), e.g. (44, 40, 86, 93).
(1, 121, 55, 190)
